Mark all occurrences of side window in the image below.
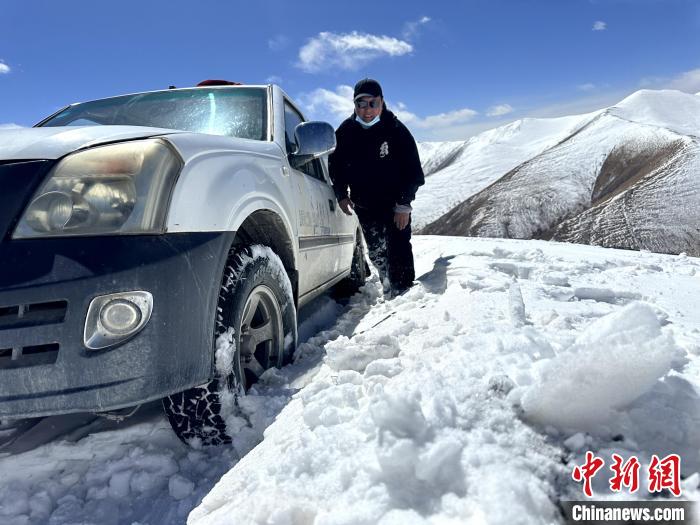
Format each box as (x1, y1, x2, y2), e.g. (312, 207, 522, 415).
(283, 101, 326, 182)
(283, 102, 302, 154)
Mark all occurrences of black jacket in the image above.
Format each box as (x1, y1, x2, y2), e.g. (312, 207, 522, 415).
(329, 109, 425, 210)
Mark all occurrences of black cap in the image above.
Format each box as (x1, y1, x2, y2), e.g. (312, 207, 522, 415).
(353, 78, 383, 101)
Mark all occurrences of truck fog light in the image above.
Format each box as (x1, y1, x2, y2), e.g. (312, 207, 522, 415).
(100, 300, 142, 335)
(84, 291, 153, 350)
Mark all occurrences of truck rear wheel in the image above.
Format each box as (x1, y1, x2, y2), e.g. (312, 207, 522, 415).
(163, 245, 297, 446)
(333, 232, 369, 297)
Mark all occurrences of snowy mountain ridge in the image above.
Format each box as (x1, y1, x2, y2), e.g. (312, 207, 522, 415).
(608, 89, 700, 138)
(416, 89, 700, 257)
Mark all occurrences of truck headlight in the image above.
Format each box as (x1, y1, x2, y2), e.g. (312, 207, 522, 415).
(13, 139, 182, 238)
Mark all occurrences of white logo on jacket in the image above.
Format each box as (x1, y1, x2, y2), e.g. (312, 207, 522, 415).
(379, 141, 389, 158)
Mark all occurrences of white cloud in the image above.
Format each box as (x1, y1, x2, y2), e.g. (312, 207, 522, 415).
(268, 35, 289, 52)
(421, 108, 478, 128)
(639, 67, 700, 94)
(391, 102, 421, 126)
(521, 68, 700, 124)
(297, 85, 356, 123)
(0, 123, 22, 129)
(402, 16, 431, 40)
(297, 85, 477, 140)
(266, 75, 283, 84)
(359, 100, 477, 130)
(0, 62, 10, 74)
(665, 68, 700, 93)
(297, 31, 412, 73)
(486, 104, 514, 117)
(524, 90, 631, 119)
(593, 21, 607, 31)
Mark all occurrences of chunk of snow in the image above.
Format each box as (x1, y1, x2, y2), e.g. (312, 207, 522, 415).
(168, 474, 195, 501)
(521, 302, 681, 431)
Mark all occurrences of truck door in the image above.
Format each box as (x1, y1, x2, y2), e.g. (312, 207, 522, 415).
(283, 100, 339, 294)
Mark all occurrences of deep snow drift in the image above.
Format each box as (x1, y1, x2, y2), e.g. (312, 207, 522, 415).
(1, 237, 698, 525)
(416, 90, 700, 257)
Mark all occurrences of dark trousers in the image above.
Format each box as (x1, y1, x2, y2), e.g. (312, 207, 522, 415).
(354, 206, 415, 290)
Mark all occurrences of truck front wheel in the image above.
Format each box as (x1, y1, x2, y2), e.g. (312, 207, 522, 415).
(163, 245, 297, 446)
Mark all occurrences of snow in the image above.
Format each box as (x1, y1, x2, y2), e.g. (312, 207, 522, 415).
(520, 302, 682, 431)
(183, 237, 695, 524)
(214, 327, 236, 377)
(553, 136, 700, 256)
(610, 89, 700, 138)
(1, 237, 698, 524)
(416, 140, 465, 176)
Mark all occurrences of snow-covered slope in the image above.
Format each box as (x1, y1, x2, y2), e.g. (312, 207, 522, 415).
(417, 90, 700, 256)
(553, 137, 700, 254)
(610, 89, 700, 137)
(416, 140, 466, 177)
(1, 238, 698, 524)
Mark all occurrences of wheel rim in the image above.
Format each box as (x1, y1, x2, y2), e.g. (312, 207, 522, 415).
(238, 285, 283, 390)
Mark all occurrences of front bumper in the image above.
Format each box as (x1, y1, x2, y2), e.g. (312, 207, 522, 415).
(0, 232, 234, 418)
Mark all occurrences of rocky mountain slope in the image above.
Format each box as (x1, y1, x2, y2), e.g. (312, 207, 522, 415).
(416, 90, 700, 256)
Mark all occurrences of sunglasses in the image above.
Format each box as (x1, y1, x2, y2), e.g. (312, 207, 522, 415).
(355, 98, 382, 109)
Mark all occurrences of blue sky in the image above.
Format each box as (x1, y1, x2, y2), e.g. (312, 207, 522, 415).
(2, 0, 699, 141)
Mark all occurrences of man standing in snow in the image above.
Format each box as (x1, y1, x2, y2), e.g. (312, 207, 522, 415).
(329, 78, 425, 296)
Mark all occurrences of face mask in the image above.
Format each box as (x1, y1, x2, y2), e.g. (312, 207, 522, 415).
(356, 114, 380, 128)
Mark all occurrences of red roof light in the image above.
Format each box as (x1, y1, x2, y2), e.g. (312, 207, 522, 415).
(196, 79, 242, 87)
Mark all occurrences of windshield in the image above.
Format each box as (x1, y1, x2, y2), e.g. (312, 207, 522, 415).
(38, 87, 268, 140)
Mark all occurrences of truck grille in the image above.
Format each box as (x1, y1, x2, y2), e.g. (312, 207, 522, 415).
(0, 300, 68, 330)
(0, 300, 67, 368)
(0, 343, 59, 369)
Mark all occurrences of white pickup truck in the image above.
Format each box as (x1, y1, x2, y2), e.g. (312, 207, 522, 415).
(0, 83, 367, 445)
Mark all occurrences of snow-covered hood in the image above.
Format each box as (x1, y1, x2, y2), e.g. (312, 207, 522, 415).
(0, 125, 182, 160)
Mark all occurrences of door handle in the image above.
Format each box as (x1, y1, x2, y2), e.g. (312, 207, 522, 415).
(329, 199, 335, 212)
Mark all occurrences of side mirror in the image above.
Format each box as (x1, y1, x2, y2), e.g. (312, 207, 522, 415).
(289, 121, 336, 169)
